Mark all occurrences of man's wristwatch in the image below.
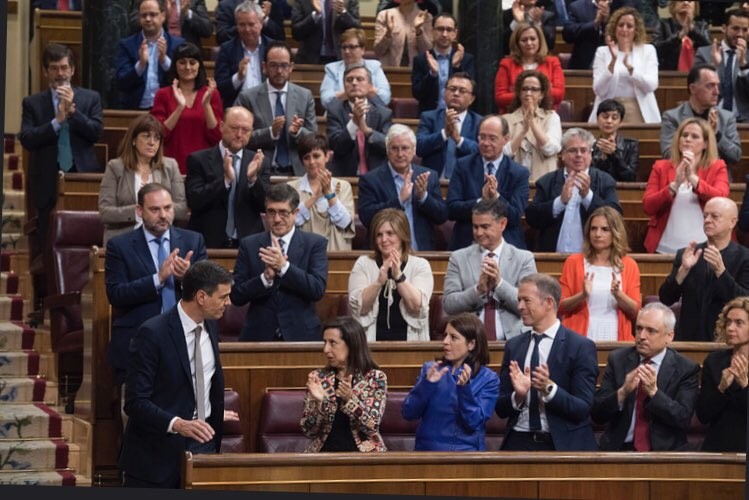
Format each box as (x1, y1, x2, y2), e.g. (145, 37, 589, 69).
(544, 382, 555, 396)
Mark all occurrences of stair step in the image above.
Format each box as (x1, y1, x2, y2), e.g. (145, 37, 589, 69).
(2, 171, 23, 192)
(0, 470, 76, 486)
(0, 272, 19, 295)
(0, 296, 25, 322)
(0, 351, 55, 379)
(2, 191, 24, 211)
(0, 439, 70, 470)
(0, 377, 56, 404)
(0, 403, 62, 439)
(3, 251, 29, 277)
(0, 322, 36, 351)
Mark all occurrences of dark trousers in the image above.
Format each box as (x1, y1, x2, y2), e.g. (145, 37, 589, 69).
(502, 430, 556, 451)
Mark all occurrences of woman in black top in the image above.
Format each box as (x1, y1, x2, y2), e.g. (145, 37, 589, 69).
(591, 98, 640, 181)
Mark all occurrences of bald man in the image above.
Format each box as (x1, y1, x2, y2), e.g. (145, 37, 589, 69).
(659, 197, 749, 341)
(185, 106, 271, 248)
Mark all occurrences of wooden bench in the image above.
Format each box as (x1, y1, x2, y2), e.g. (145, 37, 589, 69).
(182, 451, 745, 498)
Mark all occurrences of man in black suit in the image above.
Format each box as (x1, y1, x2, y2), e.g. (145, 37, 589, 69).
(525, 127, 622, 252)
(106, 183, 208, 387)
(290, 0, 361, 64)
(230, 183, 328, 341)
(593, 303, 699, 451)
(215, 1, 276, 110)
(120, 260, 237, 488)
(214, 0, 287, 44)
(660, 197, 749, 342)
(19, 43, 103, 251)
(325, 62, 392, 177)
(127, 0, 213, 48)
(186, 106, 270, 249)
(496, 273, 599, 451)
(411, 13, 475, 113)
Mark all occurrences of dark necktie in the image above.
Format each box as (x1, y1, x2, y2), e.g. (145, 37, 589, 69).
(483, 252, 497, 341)
(274, 91, 290, 169)
(57, 121, 73, 172)
(443, 116, 460, 179)
(278, 237, 286, 256)
(193, 325, 206, 421)
(225, 153, 240, 238)
(723, 50, 736, 112)
(528, 333, 544, 431)
(633, 358, 652, 451)
(486, 162, 495, 177)
(155, 237, 176, 312)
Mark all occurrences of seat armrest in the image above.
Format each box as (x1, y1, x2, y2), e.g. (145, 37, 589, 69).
(44, 291, 81, 310)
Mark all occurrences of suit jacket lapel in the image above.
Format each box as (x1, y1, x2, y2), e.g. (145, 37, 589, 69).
(517, 331, 532, 363)
(133, 229, 157, 274)
(467, 244, 483, 286)
(286, 230, 304, 264)
(547, 324, 566, 370)
(656, 349, 677, 395)
(170, 227, 185, 258)
(259, 82, 275, 125)
(43, 89, 56, 120)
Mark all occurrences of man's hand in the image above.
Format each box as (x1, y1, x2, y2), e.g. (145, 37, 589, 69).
(511, 0, 525, 23)
(179, 0, 190, 17)
(595, 0, 610, 25)
(451, 43, 465, 67)
(172, 250, 194, 279)
(530, 363, 551, 391)
(637, 363, 658, 397)
(157, 36, 167, 64)
(399, 169, 414, 203)
(481, 173, 499, 200)
(139, 38, 149, 67)
(560, 173, 576, 204)
(710, 38, 722, 67)
(703, 244, 726, 277)
(158, 248, 179, 284)
(223, 151, 236, 183)
(288, 114, 305, 135)
(509, 360, 532, 401)
(312, 0, 322, 14)
(480, 255, 499, 294)
(572, 170, 591, 198)
(708, 107, 719, 132)
(676, 241, 702, 284)
(238, 56, 249, 81)
(445, 108, 461, 142)
(261, 0, 272, 18)
(246, 149, 264, 182)
(172, 418, 215, 443)
(425, 51, 439, 75)
(223, 410, 240, 422)
(413, 170, 430, 200)
(332, 0, 346, 15)
(271, 116, 286, 137)
(259, 240, 286, 272)
(617, 366, 640, 405)
(737, 36, 748, 67)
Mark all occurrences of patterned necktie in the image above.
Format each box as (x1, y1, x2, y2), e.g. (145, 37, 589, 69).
(225, 153, 240, 238)
(193, 325, 206, 421)
(278, 237, 286, 256)
(486, 162, 495, 177)
(155, 237, 176, 312)
(528, 333, 545, 431)
(723, 50, 736, 112)
(633, 358, 652, 451)
(274, 91, 290, 169)
(57, 121, 73, 172)
(483, 252, 497, 341)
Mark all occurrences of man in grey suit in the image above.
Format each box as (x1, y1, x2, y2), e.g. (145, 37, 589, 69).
(234, 41, 317, 176)
(694, 8, 749, 122)
(661, 64, 742, 166)
(325, 62, 392, 177)
(443, 197, 537, 340)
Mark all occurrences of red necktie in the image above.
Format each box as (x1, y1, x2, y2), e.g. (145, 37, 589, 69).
(633, 358, 652, 451)
(57, 0, 70, 10)
(357, 130, 368, 175)
(483, 252, 497, 340)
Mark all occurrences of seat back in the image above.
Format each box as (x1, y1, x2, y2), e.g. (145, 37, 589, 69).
(388, 97, 420, 119)
(220, 389, 247, 452)
(216, 302, 249, 342)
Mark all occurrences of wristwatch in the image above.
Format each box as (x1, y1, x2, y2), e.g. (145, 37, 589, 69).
(393, 274, 406, 284)
(544, 382, 555, 396)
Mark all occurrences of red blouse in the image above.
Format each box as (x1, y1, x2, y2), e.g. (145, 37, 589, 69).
(494, 55, 565, 114)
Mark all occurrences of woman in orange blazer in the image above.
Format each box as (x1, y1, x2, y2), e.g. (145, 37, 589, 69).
(643, 117, 729, 254)
(559, 206, 641, 342)
(494, 21, 564, 114)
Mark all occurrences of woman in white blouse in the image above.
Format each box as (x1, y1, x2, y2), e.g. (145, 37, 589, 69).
(588, 7, 660, 123)
(348, 208, 433, 342)
(501, 69, 562, 181)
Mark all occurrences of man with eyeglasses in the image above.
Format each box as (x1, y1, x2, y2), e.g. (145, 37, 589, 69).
(235, 41, 317, 176)
(185, 107, 271, 249)
(115, 0, 185, 109)
(319, 27, 392, 108)
(230, 183, 328, 341)
(416, 72, 482, 180)
(325, 62, 393, 177)
(525, 127, 622, 252)
(358, 124, 448, 251)
(412, 13, 475, 113)
(215, 1, 279, 110)
(291, 0, 361, 64)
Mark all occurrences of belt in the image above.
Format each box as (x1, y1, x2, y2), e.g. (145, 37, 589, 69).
(513, 431, 553, 443)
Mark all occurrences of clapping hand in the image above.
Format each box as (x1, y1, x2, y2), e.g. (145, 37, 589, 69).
(703, 244, 726, 277)
(509, 360, 532, 400)
(172, 79, 186, 108)
(583, 272, 595, 299)
(246, 149, 264, 182)
(336, 373, 353, 401)
(456, 363, 472, 386)
(481, 173, 498, 200)
(307, 372, 326, 402)
(426, 360, 449, 383)
(201, 78, 217, 108)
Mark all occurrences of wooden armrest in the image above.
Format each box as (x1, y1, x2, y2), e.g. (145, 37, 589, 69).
(44, 291, 81, 310)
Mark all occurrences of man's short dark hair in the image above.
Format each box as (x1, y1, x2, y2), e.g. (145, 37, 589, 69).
(138, 0, 166, 13)
(446, 71, 476, 95)
(343, 61, 372, 82)
(432, 12, 457, 28)
(596, 98, 625, 119)
(264, 41, 292, 62)
(725, 8, 749, 26)
(472, 197, 509, 221)
(687, 63, 717, 89)
(182, 261, 233, 301)
(265, 183, 300, 210)
(42, 43, 75, 69)
(137, 182, 172, 206)
(520, 273, 562, 309)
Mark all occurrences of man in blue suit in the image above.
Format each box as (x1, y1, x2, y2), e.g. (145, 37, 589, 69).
(120, 260, 235, 488)
(106, 183, 208, 386)
(496, 273, 599, 451)
(215, 1, 276, 110)
(115, 0, 185, 109)
(446, 115, 529, 251)
(358, 124, 449, 251)
(230, 183, 328, 341)
(416, 72, 481, 180)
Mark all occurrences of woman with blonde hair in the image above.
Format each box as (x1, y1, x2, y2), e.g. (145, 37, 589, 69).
(494, 21, 565, 114)
(559, 206, 641, 341)
(652, 1, 710, 70)
(696, 297, 749, 452)
(501, 69, 562, 181)
(643, 117, 729, 253)
(98, 113, 187, 245)
(589, 7, 660, 123)
(348, 208, 433, 341)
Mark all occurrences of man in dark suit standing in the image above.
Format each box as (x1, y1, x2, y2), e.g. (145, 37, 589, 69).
(214, 0, 287, 44)
(127, 0, 213, 49)
(525, 127, 622, 252)
(660, 197, 749, 342)
(19, 42, 103, 251)
(120, 260, 236, 488)
(358, 124, 448, 251)
(446, 115, 528, 251)
(416, 72, 481, 180)
(115, 0, 185, 110)
(186, 107, 270, 249)
(235, 41, 318, 176)
(290, 0, 361, 64)
(325, 62, 392, 177)
(593, 303, 699, 451)
(230, 183, 328, 341)
(106, 183, 207, 387)
(412, 13, 475, 113)
(496, 273, 599, 451)
(215, 1, 277, 110)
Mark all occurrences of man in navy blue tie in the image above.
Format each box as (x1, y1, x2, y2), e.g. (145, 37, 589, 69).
(496, 273, 598, 451)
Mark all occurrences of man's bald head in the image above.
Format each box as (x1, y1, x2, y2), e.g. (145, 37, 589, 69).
(221, 106, 254, 153)
(703, 196, 738, 243)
